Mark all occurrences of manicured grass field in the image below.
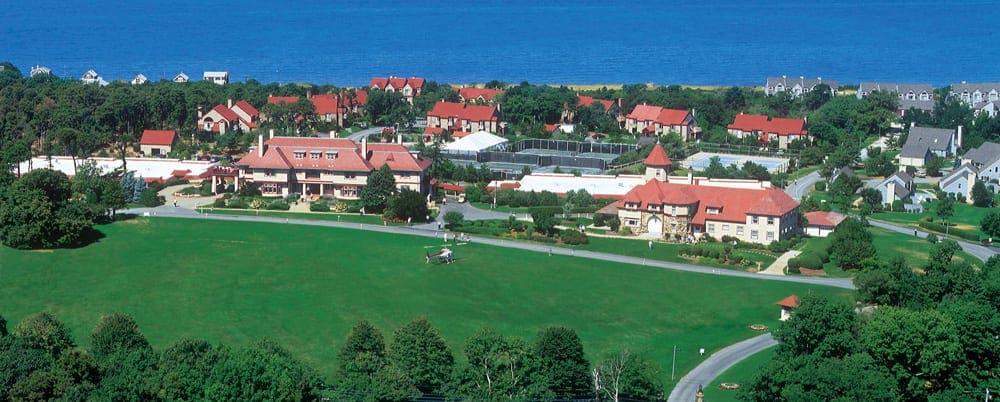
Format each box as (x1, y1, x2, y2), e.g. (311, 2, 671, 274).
(0, 218, 850, 390)
(701, 346, 776, 402)
(797, 226, 980, 276)
(872, 201, 994, 240)
(195, 207, 391, 225)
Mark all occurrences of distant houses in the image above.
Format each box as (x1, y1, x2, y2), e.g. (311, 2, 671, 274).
(939, 141, 1000, 203)
(173, 72, 190, 83)
(81, 69, 108, 86)
(131, 74, 148, 85)
(765, 76, 839, 97)
(456, 87, 504, 104)
(726, 113, 808, 149)
(950, 82, 1000, 117)
(266, 90, 369, 127)
(624, 104, 699, 141)
(204, 71, 229, 85)
(30, 65, 51, 77)
(370, 76, 425, 104)
(857, 82, 934, 116)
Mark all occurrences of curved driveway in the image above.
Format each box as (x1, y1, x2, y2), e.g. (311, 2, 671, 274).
(668, 334, 776, 402)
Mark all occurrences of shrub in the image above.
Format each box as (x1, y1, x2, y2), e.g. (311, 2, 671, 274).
(332, 201, 351, 213)
(814, 182, 827, 191)
(797, 253, 824, 270)
(708, 250, 721, 259)
(227, 199, 249, 209)
(139, 188, 164, 207)
(592, 214, 608, 227)
(619, 226, 632, 236)
(443, 211, 465, 227)
(212, 198, 227, 208)
(813, 249, 830, 263)
(926, 233, 939, 243)
(608, 216, 621, 232)
(310, 202, 330, 212)
(266, 201, 290, 211)
(560, 230, 589, 245)
(787, 258, 801, 274)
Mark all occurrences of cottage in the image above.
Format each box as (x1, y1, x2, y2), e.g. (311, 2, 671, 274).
(803, 211, 846, 237)
(857, 82, 934, 116)
(131, 74, 148, 85)
(371, 76, 424, 104)
(765, 76, 839, 97)
(562, 94, 620, 125)
(425, 101, 500, 139)
(726, 113, 808, 149)
(624, 104, 700, 141)
(198, 99, 260, 134)
(962, 142, 1000, 182)
(81, 69, 108, 86)
(139, 130, 177, 156)
(898, 126, 960, 170)
(172, 72, 190, 83)
(939, 163, 979, 203)
(875, 170, 914, 206)
(268, 91, 368, 127)
(235, 135, 431, 198)
(203, 71, 229, 85)
(30, 66, 51, 77)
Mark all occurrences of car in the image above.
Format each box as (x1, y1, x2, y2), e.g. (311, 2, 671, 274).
(457, 194, 466, 203)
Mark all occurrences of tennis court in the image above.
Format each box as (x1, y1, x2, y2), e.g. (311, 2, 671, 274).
(683, 152, 789, 174)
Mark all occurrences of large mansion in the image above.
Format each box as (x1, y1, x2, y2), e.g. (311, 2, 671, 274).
(236, 135, 431, 199)
(726, 113, 808, 149)
(611, 145, 799, 244)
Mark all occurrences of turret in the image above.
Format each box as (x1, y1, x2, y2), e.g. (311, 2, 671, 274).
(643, 143, 672, 181)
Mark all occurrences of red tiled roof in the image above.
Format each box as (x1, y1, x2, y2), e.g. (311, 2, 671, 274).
(370, 77, 389, 89)
(388, 77, 407, 89)
(234, 100, 259, 117)
(368, 143, 432, 171)
(353, 89, 368, 106)
(727, 114, 807, 137)
(438, 182, 465, 192)
(458, 87, 504, 102)
(268, 95, 300, 105)
(424, 127, 444, 135)
(544, 123, 559, 132)
(804, 211, 846, 227)
(452, 131, 473, 138)
(643, 144, 672, 166)
(310, 94, 339, 115)
(776, 295, 799, 308)
(140, 130, 176, 146)
(210, 104, 239, 122)
(406, 77, 425, 90)
(578, 95, 613, 110)
(618, 180, 799, 224)
(428, 101, 498, 122)
(237, 137, 430, 174)
(626, 104, 691, 126)
(170, 169, 190, 178)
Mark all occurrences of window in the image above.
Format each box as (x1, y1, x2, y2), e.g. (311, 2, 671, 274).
(707, 223, 715, 232)
(737, 226, 744, 235)
(766, 231, 774, 241)
(341, 186, 358, 198)
(707, 207, 720, 215)
(261, 183, 279, 194)
(326, 151, 337, 159)
(310, 151, 321, 159)
(722, 224, 729, 232)
(751, 216, 759, 224)
(751, 230, 759, 240)
(294, 151, 305, 159)
(767, 217, 774, 225)
(671, 206, 677, 216)
(625, 219, 638, 226)
(264, 170, 275, 177)
(345, 174, 356, 179)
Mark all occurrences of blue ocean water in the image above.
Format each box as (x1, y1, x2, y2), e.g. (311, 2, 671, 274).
(2, 0, 998, 86)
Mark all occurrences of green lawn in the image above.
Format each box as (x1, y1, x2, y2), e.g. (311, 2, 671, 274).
(796, 226, 980, 276)
(194, 207, 391, 225)
(0, 218, 850, 391)
(579, 237, 778, 269)
(701, 347, 776, 402)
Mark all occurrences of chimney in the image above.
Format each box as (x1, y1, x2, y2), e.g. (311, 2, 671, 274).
(197, 106, 203, 119)
(887, 182, 896, 204)
(957, 125, 963, 149)
(967, 172, 976, 203)
(227, 98, 233, 109)
(257, 134, 264, 157)
(306, 90, 311, 99)
(269, 129, 274, 140)
(397, 134, 402, 144)
(910, 121, 916, 128)
(361, 137, 368, 158)
(687, 170, 694, 185)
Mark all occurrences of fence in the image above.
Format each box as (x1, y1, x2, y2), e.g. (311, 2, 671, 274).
(511, 139, 638, 155)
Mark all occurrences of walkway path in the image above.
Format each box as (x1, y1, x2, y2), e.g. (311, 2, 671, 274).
(784, 171, 819, 201)
(668, 334, 776, 402)
(868, 218, 997, 262)
(758, 250, 799, 276)
(346, 126, 385, 142)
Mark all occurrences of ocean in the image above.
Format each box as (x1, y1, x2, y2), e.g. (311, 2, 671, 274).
(2, 0, 998, 87)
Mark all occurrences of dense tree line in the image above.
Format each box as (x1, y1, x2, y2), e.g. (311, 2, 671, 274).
(0, 313, 664, 401)
(743, 242, 1000, 401)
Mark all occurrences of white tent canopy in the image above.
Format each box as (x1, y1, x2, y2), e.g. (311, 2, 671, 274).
(443, 131, 509, 153)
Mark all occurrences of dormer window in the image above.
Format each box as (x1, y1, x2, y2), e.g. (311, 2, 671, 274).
(707, 207, 720, 215)
(310, 151, 321, 159)
(293, 150, 305, 159)
(326, 151, 338, 159)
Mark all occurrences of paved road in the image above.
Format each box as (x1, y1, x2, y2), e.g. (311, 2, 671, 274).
(668, 334, 776, 402)
(346, 126, 385, 142)
(785, 171, 820, 201)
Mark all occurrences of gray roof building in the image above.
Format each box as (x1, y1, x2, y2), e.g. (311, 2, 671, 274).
(765, 76, 840, 97)
(899, 126, 957, 159)
(950, 82, 1000, 108)
(962, 142, 1000, 166)
(859, 82, 935, 114)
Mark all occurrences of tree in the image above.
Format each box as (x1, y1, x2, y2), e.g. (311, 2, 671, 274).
(774, 294, 856, 358)
(866, 152, 897, 177)
(388, 317, 454, 394)
(385, 188, 429, 223)
(448, 327, 548, 400)
(90, 313, 151, 361)
(204, 338, 321, 401)
(829, 217, 876, 270)
(335, 321, 416, 400)
(443, 211, 464, 227)
(359, 164, 396, 214)
(594, 349, 663, 402)
(828, 171, 863, 201)
(936, 197, 954, 234)
(925, 155, 945, 177)
(534, 326, 590, 398)
(73, 160, 126, 220)
(13, 312, 76, 358)
(981, 211, 1000, 240)
(0, 169, 94, 249)
(54, 127, 86, 171)
(971, 181, 993, 207)
(154, 338, 221, 401)
(531, 210, 559, 236)
(803, 84, 832, 110)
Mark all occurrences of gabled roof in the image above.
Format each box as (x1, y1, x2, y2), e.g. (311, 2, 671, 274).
(140, 130, 177, 146)
(370, 77, 389, 88)
(458, 87, 504, 102)
(209, 104, 239, 122)
(877, 171, 914, 199)
(728, 114, 807, 137)
(310, 94, 339, 115)
(619, 180, 798, 224)
(172, 72, 189, 82)
(940, 163, 978, 189)
(577, 95, 614, 110)
(267, 95, 300, 105)
(963, 142, 1000, 166)
(405, 77, 425, 89)
(776, 295, 799, 308)
(237, 137, 430, 173)
(643, 144, 672, 167)
(626, 104, 692, 126)
(443, 131, 509, 152)
(233, 100, 259, 117)
(804, 211, 846, 228)
(388, 77, 407, 89)
(900, 126, 954, 158)
(428, 101, 498, 122)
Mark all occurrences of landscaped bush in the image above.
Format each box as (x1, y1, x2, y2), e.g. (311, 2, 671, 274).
(443, 211, 465, 227)
(708, 250, 721, 259)
(227, 199, 249, 209)
(797, 253, 824, 270)
(332, 201, 351, 213)
(560, 230, 589, 245)
(528, 206, 563, 217)
(730, 255, 744, 265)
(619, 226, 632, 236)
(212, 198, 226, 208)
(814, 182, 827, 191)
(926, 233, 939, 243)
(310, 202, 330, 212)
(266, 200, 291, 211)
(813, 249, 830, 263)
(787, 258, 801, 274)
(919, 221, 980, 241)
(139, 188, 164, 207)
(593, 214, 608, 227)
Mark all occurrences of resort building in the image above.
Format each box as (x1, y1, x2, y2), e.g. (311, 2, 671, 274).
(456, 87, 504, 104)
(197, 99, 260, 135)
(624, 104, 700, 141)
(235, 135, 432, 198)
(764, 76, 839, 97)
(425, 101, 501, 139)
(857, 82, 934, 116)
(139, 130, 177, 156)
(203, 71, 229, 85)
(370, 76, 425, 104)
(726, 113, 808, 149)
(81, 69, 108, 86)
(563, 94, 621, 125)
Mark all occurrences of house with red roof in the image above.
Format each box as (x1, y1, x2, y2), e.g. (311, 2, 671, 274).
(198, 99, 260, 135)
(624, 104, 700, 141)
(267, 90, 368, 127)
(235, 134, 432, 198)
(139, 130, 177, 156)
(803, 211, 846, 237)
(371, 76, 424, 104)
(456, 87, 504, 104)
(562, 94, 622, 126)
(727, 113, 809, 149)
(425, 101, 501, 140)
(615, 175, 799, 244)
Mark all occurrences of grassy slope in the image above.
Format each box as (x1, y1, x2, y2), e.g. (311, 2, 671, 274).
(0, 218, 850, 389)
(701, 347, 777, 402)
(872, 201, 993, 239)
(798, 226, 979, 275)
